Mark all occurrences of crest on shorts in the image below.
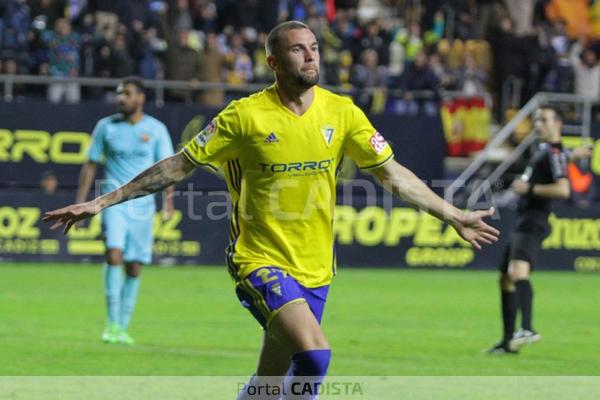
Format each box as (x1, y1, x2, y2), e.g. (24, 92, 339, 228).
(271, 283, 282, 296)
(320, 125, 335, 147)
(195, 119, 217, 147)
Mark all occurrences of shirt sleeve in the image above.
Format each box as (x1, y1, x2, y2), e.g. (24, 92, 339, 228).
(87, 119, 106, 163)
(548, 146, 568, 181)
(182, 102, 242, 172)
(154, 122, 175, 161)
(343, 104, 394, 170)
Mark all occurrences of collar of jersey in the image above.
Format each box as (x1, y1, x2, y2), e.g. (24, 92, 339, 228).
(270, 84, 319, 119)
(116, 113, 147, 126)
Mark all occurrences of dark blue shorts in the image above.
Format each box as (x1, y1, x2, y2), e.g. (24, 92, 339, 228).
(235, 267, 329, 330)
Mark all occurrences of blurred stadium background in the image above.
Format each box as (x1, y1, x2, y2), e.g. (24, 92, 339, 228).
(1, 0, 600, 386)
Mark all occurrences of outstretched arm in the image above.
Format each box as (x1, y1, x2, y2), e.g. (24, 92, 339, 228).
(371, 159, 499, 249)
(43, 151, 196, 233)
(512, 178, 570, 199)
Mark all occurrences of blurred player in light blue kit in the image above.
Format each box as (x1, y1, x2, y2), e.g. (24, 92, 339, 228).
(76, 76, 174, 344)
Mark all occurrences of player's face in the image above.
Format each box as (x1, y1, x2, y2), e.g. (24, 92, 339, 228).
(273, 28, 320, 89)
(533, 109, 560, 141)
(116, 83, 144, 115)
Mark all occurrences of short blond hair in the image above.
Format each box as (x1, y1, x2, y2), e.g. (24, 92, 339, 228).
(265, 20, 312, 56)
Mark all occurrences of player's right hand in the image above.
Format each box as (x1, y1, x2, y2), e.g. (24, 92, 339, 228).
(42, 201, 102, 234)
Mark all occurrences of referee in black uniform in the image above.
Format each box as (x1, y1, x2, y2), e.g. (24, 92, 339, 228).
(488, 107, 570, 354)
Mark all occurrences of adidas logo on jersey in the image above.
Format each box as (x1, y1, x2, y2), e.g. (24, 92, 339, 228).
(264, 132, 279, 143)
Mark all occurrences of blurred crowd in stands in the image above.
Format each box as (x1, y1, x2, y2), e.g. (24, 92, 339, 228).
(1, 0, 600, 111)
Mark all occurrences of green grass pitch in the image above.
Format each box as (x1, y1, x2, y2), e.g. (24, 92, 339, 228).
(1, 263, 599, 376)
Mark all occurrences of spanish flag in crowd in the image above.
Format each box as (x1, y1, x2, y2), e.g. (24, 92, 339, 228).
(441, 96, 491, 156)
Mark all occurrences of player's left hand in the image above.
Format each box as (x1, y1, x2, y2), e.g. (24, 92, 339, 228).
(511, 179, 530, 195)
(452, 207, 500, 250)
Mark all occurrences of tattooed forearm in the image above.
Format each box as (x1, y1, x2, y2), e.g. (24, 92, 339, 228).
(132, 159, 179, 194)
(97, 152, 195, 209)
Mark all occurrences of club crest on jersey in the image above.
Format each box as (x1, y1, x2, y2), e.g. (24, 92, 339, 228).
(369, 131, 388, 154)
(140, 133, 150, 142)
(195, 119, 217, 147)
(320, 125, 335, 146)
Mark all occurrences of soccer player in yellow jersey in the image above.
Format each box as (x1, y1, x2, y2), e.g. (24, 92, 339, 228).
(45, 21, 499, 399)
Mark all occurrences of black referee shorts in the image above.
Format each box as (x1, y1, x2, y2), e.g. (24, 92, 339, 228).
(499, 217, 550, 273)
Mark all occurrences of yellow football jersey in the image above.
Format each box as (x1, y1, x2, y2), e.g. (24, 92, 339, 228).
(183, 85, 393, 287)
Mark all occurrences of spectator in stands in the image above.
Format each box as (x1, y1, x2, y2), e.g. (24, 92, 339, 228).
(350, 48, 387, 89)
(111, 33, 135, 78)
(393, 20, 422, 64)
(336, 49, 354, 88)
(2, 55, 17, 74)
(198, 31, 225, 106)
(350, 48, 387, 109)
(429, 51, 453, 90)
(44, 17, 82, 103)
(1, 52, 27, 98)
(78, 13, 96, 76)
(528, 18, 572, 94)
(525, 23, 559, 98)
(225, 32, 254, 84)
(159, 7, 202, 102)
(569, 37, 600, 98)
(387, 36, 405, 87)
(490, 17, 531, 106)
(331, 8, 356, 53)
(135, 25, 164, 80)
(94, 42, 112, 78)
(168, 0, 193, 31)
(40, 170, 59, 195)
(454, 52, 487, 95)
(547, 19, 570, 56)
(397, 49, 441, 115)
(399, 50, 440, 99)
(88, 0, 122, 41)
(356, 19, 390, 66)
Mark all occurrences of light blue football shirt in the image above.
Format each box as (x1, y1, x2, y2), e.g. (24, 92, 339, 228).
(87, 113, 174, 210)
